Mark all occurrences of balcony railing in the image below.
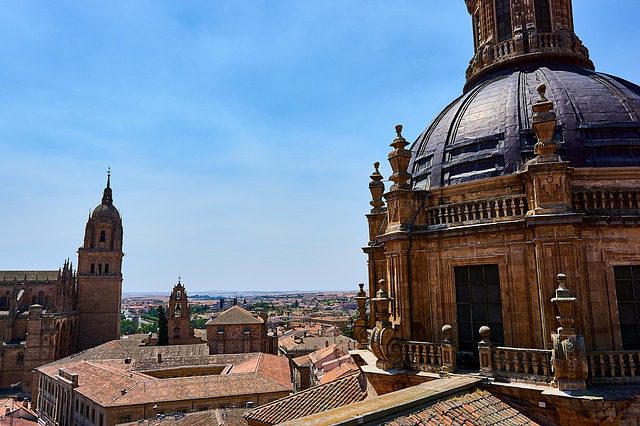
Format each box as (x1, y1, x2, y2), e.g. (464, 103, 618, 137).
(588, 351, 640, 384)
(480, 345, 554, 384)
(425, 194, 528, 228)
(573, 189, 640, 212)
(399, 340, 456, 373)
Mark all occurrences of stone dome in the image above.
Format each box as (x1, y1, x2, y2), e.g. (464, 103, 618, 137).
(410, 65, 640, 190)
(92, 202, 120, 220)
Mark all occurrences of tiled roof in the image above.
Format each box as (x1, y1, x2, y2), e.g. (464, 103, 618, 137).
(319, 362, 359, 385)
(206, 305, 263, 325)
(244, 371, 367, 425)
(292, 354, 311, 368)
(0, 270, 59, 282)
(383, 389, 540, 426)
(37, 342, 291, 407)
(308, 344, 339, 365)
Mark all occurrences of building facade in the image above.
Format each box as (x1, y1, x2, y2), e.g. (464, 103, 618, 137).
(206, 305, 269, 355)
(354, 0, 640, 414)
(0, 174, 124, 392)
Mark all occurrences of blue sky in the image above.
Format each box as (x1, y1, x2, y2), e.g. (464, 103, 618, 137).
(1, 1, 639, 293)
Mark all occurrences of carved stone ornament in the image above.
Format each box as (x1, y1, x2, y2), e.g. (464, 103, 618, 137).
(353, 283, 369, 349)
(368, 279, 402, 369)
(550, 274, 588, 391)
(533, 84, 559, 158)
(369, 162, 385, 213)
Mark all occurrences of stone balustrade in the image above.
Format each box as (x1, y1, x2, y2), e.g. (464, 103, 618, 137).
(399, 340, 456, 373)
(572, 189, 640, 212)
(480, 345, 554, 384)
(534, 32, 564, 50)
(425, 194, 527, 227)
(493, 39, 516, 60)
(588, 351, 640, 384)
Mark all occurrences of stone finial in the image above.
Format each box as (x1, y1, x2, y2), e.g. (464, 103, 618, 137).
(371, 279, 391, 324)
(369, 162, 385, 213)
(354, 283, 367, 320)
(532, 84, 559, 157)
(387, 124, 412, 190)
(442, 324, 453, 344)
(477, 326, 492, 348)
(551, 273, 577, 335)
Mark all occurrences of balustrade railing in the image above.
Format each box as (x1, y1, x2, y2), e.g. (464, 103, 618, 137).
(480, 345, 553, 384)
(588, 351, 640, 384)
(493, 39, 516, 60)
(425, 194, 528, 227)
(572, 189, 640, 212)
(400, 340, 455, 373)
(535, 32, 564, 50)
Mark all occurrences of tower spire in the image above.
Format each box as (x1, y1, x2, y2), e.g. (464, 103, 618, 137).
(102, 167, 113, 206)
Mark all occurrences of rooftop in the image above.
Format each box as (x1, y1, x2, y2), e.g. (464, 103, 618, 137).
(206, 305, 263, 326)
(244, 371, 367, 426)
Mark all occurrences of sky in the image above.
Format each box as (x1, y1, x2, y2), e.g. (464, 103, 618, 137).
(1, 1, 639, 293)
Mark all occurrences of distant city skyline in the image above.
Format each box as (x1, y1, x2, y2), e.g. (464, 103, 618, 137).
(1, 1, 639, 292)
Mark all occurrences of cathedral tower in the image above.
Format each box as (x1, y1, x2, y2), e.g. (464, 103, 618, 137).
(77, 171, 124, 350)
(167, 279, 199, 345)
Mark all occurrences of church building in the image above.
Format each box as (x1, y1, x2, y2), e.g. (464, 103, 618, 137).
(0, 173, 124, 392)
(351, 0, 640, 422)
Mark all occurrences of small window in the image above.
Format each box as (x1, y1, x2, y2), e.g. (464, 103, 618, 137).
(16, 352, 24, 365)
(99, 414, 104, 426)
(176, 291, 181, 300)
(119, 416, 131, 423)
(104, 264, 109, 274)
(98, 263, 102, 274)
(90, 263, 95, 274)
(174, 304, 181, 317)
(99, 230, 106, 242)
(0, 295, 7, 307)
(615, 266, 640, 350)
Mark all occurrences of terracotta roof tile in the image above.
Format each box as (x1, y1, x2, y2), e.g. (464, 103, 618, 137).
(243, 371, 366, 425)
(383, 389, 540, 426)
(206, 305, 263, 325)
(318, 362, 359, 385)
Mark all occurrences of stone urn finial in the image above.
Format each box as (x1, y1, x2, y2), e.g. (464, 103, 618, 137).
(371, 279, 392, 325)
(388, 125, 412, 190)
(369, 162, 385, 213)
(551, 273, 577, 335)
(532, 84, 559, 157)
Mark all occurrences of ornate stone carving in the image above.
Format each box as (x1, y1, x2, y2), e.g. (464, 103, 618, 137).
(550, 274, 588, 391)
(533, 84, 559, 158)
(368, 279, 402, 370)
(353, 283, 369, 349)
(387, 125, 412, 191)
(369, 162, 385, 213)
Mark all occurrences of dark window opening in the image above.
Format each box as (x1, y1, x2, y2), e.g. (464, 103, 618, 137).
(98, 263, 102, 275)
(99, 230, 106, 242)
(90, 263, 95, 274)
(615, 265, 640, 350)
(473, 13, 481, 49)
(455, 264, 504, 369)
(495, 0, 512, 42)
(535, 0, 552, 33)
(104, 264, 109, 274)
(16, 353, 24, 365)
(0, 296, 7, 308)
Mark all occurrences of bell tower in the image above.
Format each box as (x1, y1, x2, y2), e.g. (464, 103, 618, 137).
(77, 170, 124, 350)
(464, 0, 593, 90)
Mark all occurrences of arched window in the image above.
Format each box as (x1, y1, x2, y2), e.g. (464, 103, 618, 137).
(104, 264, 109, 274)
(37, 291, 44, 305)
(174, 304, 181, 317)
(99, 230, 106, 242)
(495, 0, 512, 42)
(534, 0, 552, 33)
(91, 263, 95, 274)
(98, 263, 102, 274)
(176, 291, 181, 300)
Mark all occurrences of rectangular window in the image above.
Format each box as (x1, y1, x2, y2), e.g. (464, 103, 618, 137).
(455, 265, 504, 368)
(615, 266, 640, 350)
(119, 416, 132, 423)
(495, 0, 513, 42)
(535, 0, 552, 33)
